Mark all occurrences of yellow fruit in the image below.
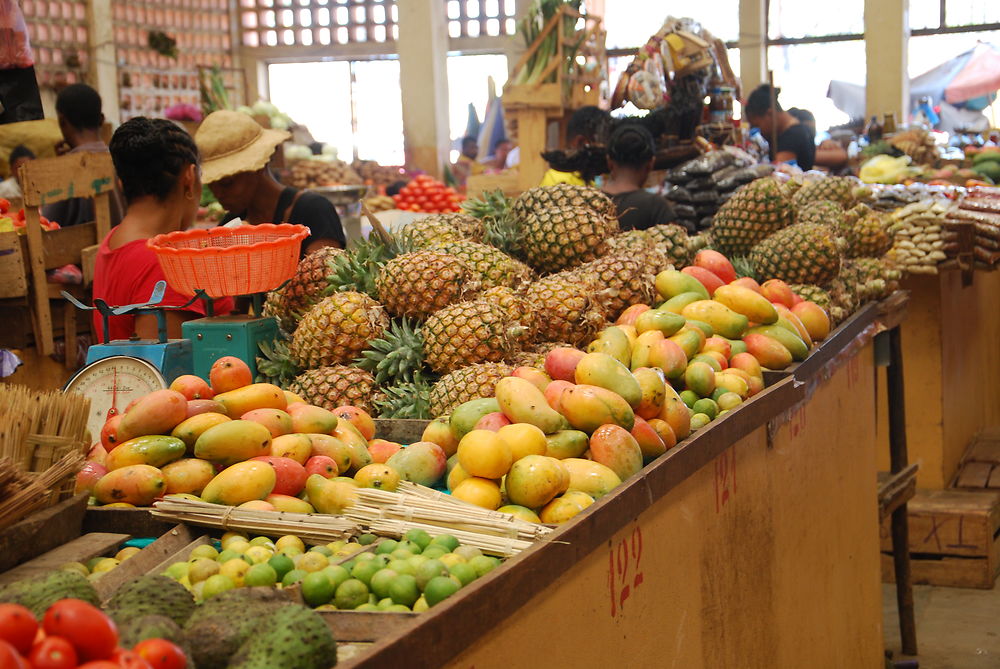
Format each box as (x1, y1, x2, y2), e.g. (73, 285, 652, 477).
(496, 423, 547, 462)
(115, 546, 141, 561)
(560, 458, 621, 499)
(221, 532, 248, 548)
(305, 474, 358, 514)
(219, 558, 251, 585)
(497, 504, 542, 523)
(90, 557, 120, 573)
(353, 463, 401, 491)
(244, 545, 273, 564)
(451, 477, 502, 510)
(298, 551, 329, 572)
(200, 461, 276, 506)
(457, 430, 513, 479)
(446, 462, 471, 491)
(275, 535, 305, 553)
(539, 495, 586, 524)
(504, 455, 565, 509)
(187, 557, 220, 583)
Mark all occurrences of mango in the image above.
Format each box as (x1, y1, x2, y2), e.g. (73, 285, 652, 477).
(646, 418, 677, 450)
(742, 333, 793, 370)
(681, 300, 748, 340)
(729, 352, 763, 379)
(681, 266, 725, 295)
(561, 458, 621, 499)
(544, 380, 574, 413)
(511, 366, 552, 393)
(450, 398, 501, 441)
(266, 493, 315, 514)
(306, 434, 353, 473)
(200, 461, 275, 505)
(497, 504, 542, 523)
(543, 347, 586, 382)
(118, 389, 188, 442)
(659, 384, 692, 440)
(495, 377, 569, 434)
(332, 406, 376, 440)
(660, 291, 705, 314)
(456, 430, 512, 479)
(669, 328, 705, 359)
(684, 319, 715, 338)
(634, 309, 686, 337)
(632, 367, 667, 419)
(171, 413, 231, 451)
(648, 338, 688, 379)
(386, 441, 448, 487)
(213, 383, 287, 418)
(93, 464, 165, 506)
(332, 421, 372, 471)
(747, 325, 809, 361)
(560, 384, 635, 432)
(368, 439, 402, 464)
(629, 330, 664, 370)
(251, 456, 308, 496)
(162, 458, 216, 495)
(631, 416, 667, 460)
(588, 326, 633, 367)
(713, 284, 779, 324)
(452, 477, 503, 510)
(474, 412, 512, 432)
(574, 353, 642, 409)
(715, 371, 749, 398)
(421, 416, 459, 457)
(496, 423, 548, 461)
(446, 461, 471, 491)
(684, 361, 717, 398)
(505, 455, 566, 508)
(730, 276, 763, 293)
(773, 304, 813, 346)
(616, 304, 650, 326)
(305, 474, 358, 514)
(105, 435, 186, 470)
(693, 249, 737, 283)
(589, 424, 643, 481)
(691, 353, 724, 372)
(543, 429, 590, 459)
(241, 408, 293, 438)
(287, 404, 339, 434)
(270, 433, 313, 464)
(75, 462, 107, 494)
(354, 463, 401, 491)
(791, 301, 831, 341)
(760, 278, 796, 308)
(209, 356, 252, 393)
(539, 495, 587, 524)
(702, 335, 732, 359)
(655, 269, 709, 301)
(194, 420, 272, 466)
(616, 325, 638, 347)
(186, 399, 228, 418)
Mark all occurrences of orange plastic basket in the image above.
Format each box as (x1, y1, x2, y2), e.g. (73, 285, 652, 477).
(147, 224, 309, 298)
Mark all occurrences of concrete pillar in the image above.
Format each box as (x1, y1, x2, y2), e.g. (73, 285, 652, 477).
(397, 0, 451, 177)
(865, 0, 909, 120)
(738, 0, 767, 97)
(86, 0, 120, 125)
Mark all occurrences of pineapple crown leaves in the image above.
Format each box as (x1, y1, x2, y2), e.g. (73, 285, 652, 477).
(255, 337, 300, 387)
(730, 256, 758, 280)
(355, 318, 432, 386)
(372, 379, 432, 419)
(325, 237, 392, 298)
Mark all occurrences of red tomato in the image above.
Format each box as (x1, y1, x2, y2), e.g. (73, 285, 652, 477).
(0, 639, 28, 669)
(42, 600, 118, 662)
(76, 663, 121, 669)
(0, 198, 10, 212)
(28, 636, 77, 669)
(112, 648, 153, 669)
(0, 603, 38, 655)
(133, 639, 187, 669)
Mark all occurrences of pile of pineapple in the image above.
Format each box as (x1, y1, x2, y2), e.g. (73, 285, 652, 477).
(258, 184, 692, 419)
(710, 175, 903, 323)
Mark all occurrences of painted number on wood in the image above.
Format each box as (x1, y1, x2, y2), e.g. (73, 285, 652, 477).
(38, 177, 113, 207)
(788, 405, 808, 440)
(607, 524, 644, 618)
(714, 448, 737, 513)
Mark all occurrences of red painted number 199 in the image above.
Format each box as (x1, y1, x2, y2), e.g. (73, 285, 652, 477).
(608, 524, 644, 618)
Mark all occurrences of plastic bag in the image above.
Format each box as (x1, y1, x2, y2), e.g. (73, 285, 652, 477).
(0, 0, 33, 69)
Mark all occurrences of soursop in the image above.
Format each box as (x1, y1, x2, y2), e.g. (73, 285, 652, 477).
(0, 570, 99, 617)
(106, 574, 195, 626)
(228, 604, 337, 669)
(184, 590, 293, 669)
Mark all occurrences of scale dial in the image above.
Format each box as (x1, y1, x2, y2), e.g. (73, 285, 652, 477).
(64, 356, 167, 443)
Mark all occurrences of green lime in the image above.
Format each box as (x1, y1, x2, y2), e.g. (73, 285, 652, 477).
(454, 545, 481, 561)
(268, 554, 295, 581)
(415, 559, 448, 590)
(387, 559, 415, 576)
(385, 604, 412, 612)
(368, 593, 379, 605)
(690, 412, 712, 430)
(190, 544, 219, 560)
(377, 597, 394, 610)
(355, 603, 380, 612)
(309, 545, 334, 557)
(448, 562, 477, 586)
(334, 578, 370, 610)
(302, 571, 335, 607)
(679, 389, 699, 408)
(357, 533, 378, 546)
(717, 392, 743, 411)
(216, 549, 242, 564)
(421, 545, 447, 559)
(388, 574, 420, 607)
(372, 554, 390, 568)
(351, 560, 382, 586)
(692, 398, 719, 420)
(375, 539, 399, 555)
(424, 575, 460, 607)
(163, 562, 188, 580)
(404, 529, 432, 550)
(397, 540, 421, 554)
(369, 569, 399, 600)
(339, 559, 356, 574)
(412, 596, 429, 612)
(406, 555, 429, 571)
(202, 574, 236, 599)
(468, 555, 500, 578)
(322, 564, 351, 590)
(430, 534, 460, 552)
(354, 552, 377, 562)
(390, 548, 414, 561)
(281, 568, 307, 587)
(244, 563, 278, 587)
(711, 387, 729, 402)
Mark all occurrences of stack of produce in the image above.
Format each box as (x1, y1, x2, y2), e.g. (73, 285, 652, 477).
(286, 159, 364, 188)
(236, 100, 295, 131)
(661, 151, 772, 231)
(969, 148, 1000, 185)
(56, 542, 143, 579)
(354, 160, 405, 189)
(364, 194, 396, 212)
(887, 128, 939, 166)
(0, 198, 61, 233)
(884, 198, 951, 274)
(391, 175, 464, 213)
(942, 188, 1000, 268)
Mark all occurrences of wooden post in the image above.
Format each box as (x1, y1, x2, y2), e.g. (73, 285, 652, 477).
(865, 0, 909, 120)
(738, 0, 767, 96)
(85, 0, 120, 125)
(22, 207, 52, 356)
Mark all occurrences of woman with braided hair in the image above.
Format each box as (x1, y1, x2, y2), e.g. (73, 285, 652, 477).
(601, 123, 680, 232)
(91, 117, 233, 341)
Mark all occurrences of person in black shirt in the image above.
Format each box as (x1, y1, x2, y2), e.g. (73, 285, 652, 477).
(744, 85, 815, 170)
(602, 123, 679, 232)
(195, 110, 346, 256)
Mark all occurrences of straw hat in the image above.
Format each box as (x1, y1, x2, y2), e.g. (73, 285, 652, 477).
(195, 110, 291, 184)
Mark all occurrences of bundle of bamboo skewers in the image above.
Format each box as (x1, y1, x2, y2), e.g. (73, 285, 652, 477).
(0, 452, 85, 530)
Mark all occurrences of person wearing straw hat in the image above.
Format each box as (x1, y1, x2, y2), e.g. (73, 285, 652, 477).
(196, 110, 346, 256)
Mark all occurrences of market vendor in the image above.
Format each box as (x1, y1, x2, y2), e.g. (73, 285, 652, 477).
(196, 110, 346, 255)
(92, 118, 233, 341)
(602, 123, 679, 232)
(452, 135, 484, 186)
(541, 106, 612, 186)
(744, 84, 815, 170)
(0, 144, 32, 199)
(788, 107, 849, 171)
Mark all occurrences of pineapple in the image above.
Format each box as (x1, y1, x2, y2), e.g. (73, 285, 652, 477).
(843, 211, 894, 258)
(644, 224, 691, 267)
(710, 178, 796, 257)
(506, 350, 546, 368)
(356, 318, 427, 386)
(520, 206, 617, 273)
(749, 222, 843, 286)
(280, 246, 345, 323)
(839, 258, 901, 302)
(572, 251, 656, 320)
(604, 231, 673, 274)
(791, 176, 863, 208)
(421, 299, 524, 374)
(525, 270, 609, 346)
(289, 365, 378, 412)
(256, 338, 298, 387)
(375, 250, 475, 320)
(428, 362, 513, 416)
(796, 200, 843, 227)
(462, 188, 511, 223)
(510, 184, 617, 222)
(481, 285, 537, 347)
(422, 212, 485, 240)
(288, 292, 389, 369)
(262, 288, 293, 335)
(434, 240, 534, 289)
(395, 218, 469, 249)
(373, 379, 432, 419)
(327, 237, 392, 298)
(789, 284, 845, 325)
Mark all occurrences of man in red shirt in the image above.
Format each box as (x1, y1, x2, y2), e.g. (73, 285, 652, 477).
(93, 118, 232, 341)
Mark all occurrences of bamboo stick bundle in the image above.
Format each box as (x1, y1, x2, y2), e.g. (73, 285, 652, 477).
(363, 518, 534, 557)
(0, 452, 85, 530)
(0, 385, 90, 477)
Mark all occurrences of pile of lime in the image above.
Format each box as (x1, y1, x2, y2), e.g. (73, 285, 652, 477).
(161, 529, 502, 611)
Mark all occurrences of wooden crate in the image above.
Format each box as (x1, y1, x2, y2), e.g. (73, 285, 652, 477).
(0, 493, 88, 573)
(0, 531, 130, 585)
(880, 489, 1000, 589)
(953, 427, 1000, 490)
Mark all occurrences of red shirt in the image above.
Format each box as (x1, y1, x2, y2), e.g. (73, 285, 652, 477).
(92, 229, 234, 342)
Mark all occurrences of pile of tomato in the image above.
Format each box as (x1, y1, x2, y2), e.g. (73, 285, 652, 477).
(0, 600, 186, 669)
(391, 175, 464, 213)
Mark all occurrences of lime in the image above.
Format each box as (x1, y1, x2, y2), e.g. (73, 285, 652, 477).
(355, 603, 380, 611)
(386, 604, 412, 612)
(321, 564, 351, 590)
(339, 559, 357, 574)
(369, 569, 399, 600)
(220, 531, 247, 547)
(85, 556, 105, 571)
(368, 593, 379, 605)
(424, 575, 460, 607)
(216, 549, 242, 564)
(468, 555, 500, 578)
(679, 389, 699, 408)
(387, 574, 420, 607)
(711, 387, 728, 402)
(244, 563, 278, 587)
(334, 578, 370, 610)
(351, 560, 382, 586)
(412, 596, 429, 612)
(268, 554, 295, 581)
(243, 546, 273, 565)
(454, 545, 482, 561)
(302, 572, 336, 607)
(430, 534, 460, 552)
(372, 554, 390, 568)
(692, 398, 719, 420)
(421, 545, 447, 560)
(439, 553, 466, 568)
(387, 559, 415, 576)
(162, 562, 188, 580)
(354, 552, 377, 562)
(717, 392, 743, 411)
(189, 544, 219, 560)
(357, 533, 378, 546)
(327, 540, 347, 553)
(91, 558, 119, 573)
(397, 540, 421, 554)
(390, 548, 414, 561)
(224, 538, 250, 554)
(281, 568, 307, 587)
(377, 597, 394, 610)
(309, 545, 334, 557)
(406, 555, 429, 571)
(690, 412, 712, 430)
(298, 552, 329, 572)
(60, 561, 90, 577)
(202, 574, 236, 599)
(403, 529, 432, 550)
(278, 546, 304, 557)
(448, 562, 477, 586)
(415, 559, 449, 590)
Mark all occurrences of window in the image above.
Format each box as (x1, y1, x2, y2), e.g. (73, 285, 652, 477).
(767, 0, 864, 40)
(352, 60, 405, 164)
(768, 41, 866, 131)
(447, 0, 517, 39)
(447, 54, 509, 159)
(242, 0, 398, 48)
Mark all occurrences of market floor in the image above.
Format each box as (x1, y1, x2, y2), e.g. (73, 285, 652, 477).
(882, 582, 1000, 668)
